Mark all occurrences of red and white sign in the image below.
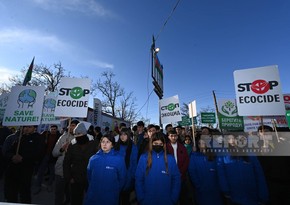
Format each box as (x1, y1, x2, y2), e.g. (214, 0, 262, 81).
(234, 65, 285, 116)
(284, 94, 290, 111)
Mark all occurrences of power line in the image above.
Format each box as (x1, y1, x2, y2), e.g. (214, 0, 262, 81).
(136, 89, 154, 116)
(155, 0, 182, 41)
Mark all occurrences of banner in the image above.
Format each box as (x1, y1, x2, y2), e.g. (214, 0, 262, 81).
(243, 115, 288, 132)
(234, 65, 285, 116)
(54, 77, 91, 118)
(159, 95, 182, 124)
(3, 86, 45, 126)
(41, 92, 60, 124)
(217, 99, 244, 130)
(178, 115, 197, 126)
(201, 112, 216, 124)
(93, 98, 102, 127)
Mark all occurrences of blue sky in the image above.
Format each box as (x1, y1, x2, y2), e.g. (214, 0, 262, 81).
(1, 0, 290, 124)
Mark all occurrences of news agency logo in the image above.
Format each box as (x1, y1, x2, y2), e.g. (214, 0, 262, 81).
(199, 132, 290, 156)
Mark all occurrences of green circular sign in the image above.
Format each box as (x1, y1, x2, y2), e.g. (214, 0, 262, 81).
(70, 87, 83, 99)
(167, 103, 175, 111)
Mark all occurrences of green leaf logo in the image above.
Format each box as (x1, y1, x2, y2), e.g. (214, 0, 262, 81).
(221, 101, 237, 117)
(167, 103, 175, 111)
(70, 87, 83, 99)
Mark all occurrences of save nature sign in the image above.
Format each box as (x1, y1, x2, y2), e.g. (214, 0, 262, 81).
(234, 65, 285, 116)
(3, 86, 45, 126)
(41, 92, 60, 124)
(54, 77, 91, 118)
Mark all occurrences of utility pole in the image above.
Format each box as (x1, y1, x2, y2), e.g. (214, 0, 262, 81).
(212, 90, 220, 130)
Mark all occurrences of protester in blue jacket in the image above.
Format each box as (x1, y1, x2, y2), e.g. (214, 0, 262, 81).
(84, 134, 126, 205)
(135, 132, 181, 205)
(217, 134, 269, 205)
(114, 127, 138, 204)
(188, 139, 224, 205)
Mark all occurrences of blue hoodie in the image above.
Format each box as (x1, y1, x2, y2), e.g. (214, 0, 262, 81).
(188, 152, 224, 205)
(135, 150, 181, 205)
(118, 143, 138, 191)
(84, 149, 126, 205)
(217, 155, 269, 205)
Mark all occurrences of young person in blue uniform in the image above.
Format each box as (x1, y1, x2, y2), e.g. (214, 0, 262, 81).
(135, 132, 181, 205)
(217, 133, 268, 205)
(188, 139, 224, 205)
(114, 127, 138, 205)
(84, 134, 126, 205)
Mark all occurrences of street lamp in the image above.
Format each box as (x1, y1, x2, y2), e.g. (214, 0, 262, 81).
(154, 47, 160, 53)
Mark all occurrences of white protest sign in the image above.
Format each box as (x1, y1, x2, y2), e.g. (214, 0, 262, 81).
(188, 100, 197, 118)
(41, 92, 60, 124)
(159, 95, 182, 124)
(54, 77, 91, 118)
(3, 86, 45, 126)
(234, 65, 285, 116)
(0, 93, 9, 122)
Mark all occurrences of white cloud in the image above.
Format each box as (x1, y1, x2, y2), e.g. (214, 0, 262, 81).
(0, 27, 114, 71)
(0, 28, 69, 52)
(88, 60, 114, 69)
(0, 67, 20, 84)
(32, 0, 114, 17)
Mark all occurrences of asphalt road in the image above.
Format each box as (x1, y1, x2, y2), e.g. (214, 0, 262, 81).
(0, 176, 54, 205)
(0, 176, 138, 205)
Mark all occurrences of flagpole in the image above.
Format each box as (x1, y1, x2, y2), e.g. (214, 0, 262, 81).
(212, 90, 221, 131)
(16, 127, 23, 155)
(189, 102, 196, 151)
(271, 119, 280, 143)
(17, 57, 35, 154)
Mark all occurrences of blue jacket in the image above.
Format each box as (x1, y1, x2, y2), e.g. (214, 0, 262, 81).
(84, 149, 126, 205)
(135, 150, 181, 205)
(217, 155, 268, 205)
(188, 152, 224, 205)
(118, 144, 138, 191)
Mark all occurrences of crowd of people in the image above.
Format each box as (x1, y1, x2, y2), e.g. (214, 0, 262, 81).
(0, 120, 290, 205)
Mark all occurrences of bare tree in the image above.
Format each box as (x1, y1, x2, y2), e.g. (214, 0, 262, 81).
(8, 62, 68, 92)
(94, 71, 137, 123)
(0, 83, 10, 95)
(119, 92, 137, 122)
(180, 102, 189, 116)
